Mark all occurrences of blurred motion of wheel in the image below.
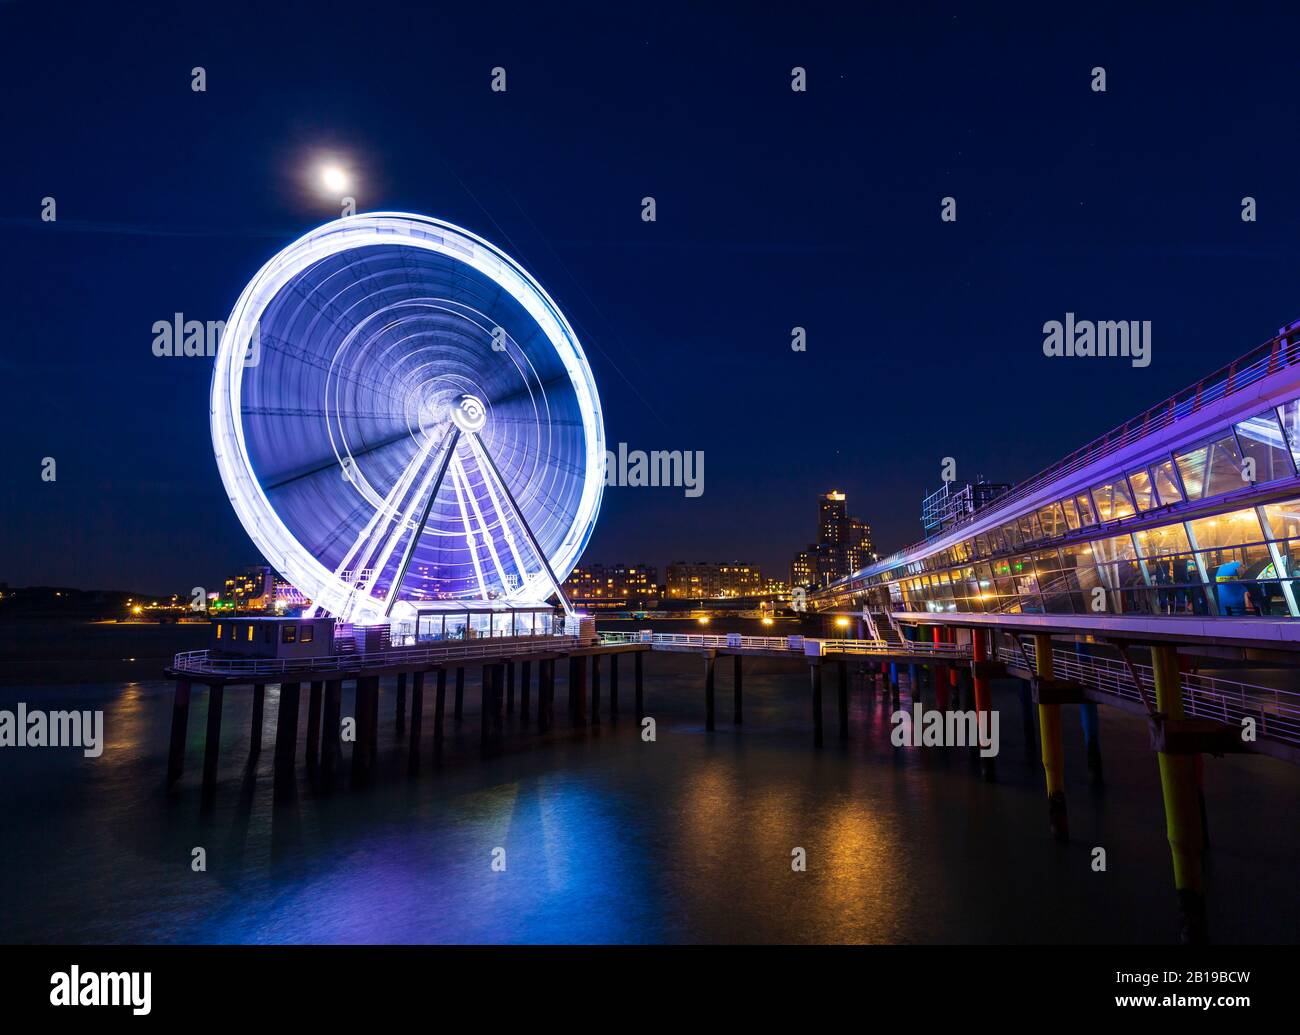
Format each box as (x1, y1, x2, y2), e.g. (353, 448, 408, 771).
(211, 213, 604, 624)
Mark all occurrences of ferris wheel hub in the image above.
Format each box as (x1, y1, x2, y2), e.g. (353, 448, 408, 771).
(450, 393, 488, 433)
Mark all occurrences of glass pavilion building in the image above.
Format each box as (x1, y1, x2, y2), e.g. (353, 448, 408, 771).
(815, 325, 1300, 636)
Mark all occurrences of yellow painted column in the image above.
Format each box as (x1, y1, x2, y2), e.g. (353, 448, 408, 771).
(1151, 644, 1207, 943)
(1034, 633, 1068, 840)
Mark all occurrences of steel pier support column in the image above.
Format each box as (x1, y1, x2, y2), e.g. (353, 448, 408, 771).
(634, 651, 644, 718)
(971, 630, 995, 780)
(1033, 634, 1067, 840)
(570, 655, 587, 725)
(520, 660, 531, 722)
(352, 676, 379, 785)
(454, 667, 465, 720)
(408, 671, 424, 775)
(274, 681, 301, 778)
(494, 664, 505, 730)
(837, 659, 849, 740)
(250, 682, 266, 755)
(810, 663, 824, 748)
(538, 659, 553, 732)
(591, 654, 602, 722)
(506, 661, 515, 715)
(201, 683, 224, 794)
(433, 669, 447, 749)
(903, 626, 919, 701)
(167, 678, 192, 785)
(733, 654, 742, 725)
(704, 652, 716, 731)
(1080, 701, 1103, 787)
(1152, 644, 1208, 944)
(321, 679, 343, 782)
(395, 672, 407, 735)
(1019, 678, 1038, 766)
(305, 680, 322, 772)
(481, 666, 495, 751)
(610, 654, 619, 716)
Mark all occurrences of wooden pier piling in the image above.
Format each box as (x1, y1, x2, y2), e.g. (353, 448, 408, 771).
(250, 682, 265, 755)
(167, 678, 192, 785)
(733, 654, 742, 725)
(305, 680, 323, 772)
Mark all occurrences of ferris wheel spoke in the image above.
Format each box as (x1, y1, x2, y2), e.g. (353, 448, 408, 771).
(467, 431, 574, 614)
(462, 436, 529, 579)
(382, 427, 460, 616)
(262, 427, 416, 493)
(242, 405, 403, 421)
(362, 426, 456, 593)
(449, 456, 490, 600)
(326, 427, 443, 599)
(452, 451, 512, 595)
(484, 372, 568, 412)
(256, 329, 397, 401)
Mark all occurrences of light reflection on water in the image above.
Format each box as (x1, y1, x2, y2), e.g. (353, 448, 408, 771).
(0, 654, 1297, 944)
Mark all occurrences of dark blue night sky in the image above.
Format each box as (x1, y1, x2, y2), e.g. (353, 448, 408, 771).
(4, 2, 1300, 593)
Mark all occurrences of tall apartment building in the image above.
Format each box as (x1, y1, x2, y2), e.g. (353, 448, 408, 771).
(790, 490, 875, 589)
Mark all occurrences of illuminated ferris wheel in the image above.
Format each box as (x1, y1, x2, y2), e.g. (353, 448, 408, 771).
(210, 212, 604, 625)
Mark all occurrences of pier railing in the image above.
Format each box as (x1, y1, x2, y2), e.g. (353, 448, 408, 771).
(999, 642, 1300, 747)
(598, 631, 971, 658)
(171, 635, 581, 678)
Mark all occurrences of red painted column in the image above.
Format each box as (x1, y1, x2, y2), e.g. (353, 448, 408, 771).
(972, 628, 997, 781)
(933, 627, 949, 710)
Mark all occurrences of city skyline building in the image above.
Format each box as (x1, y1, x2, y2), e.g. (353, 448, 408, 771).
(562, 563, 659, 608)
(791, 490, 875, 589)
(665, 560, 763, 599)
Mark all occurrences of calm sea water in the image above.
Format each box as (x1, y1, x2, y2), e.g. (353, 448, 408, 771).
(1, 648, 1296, 944)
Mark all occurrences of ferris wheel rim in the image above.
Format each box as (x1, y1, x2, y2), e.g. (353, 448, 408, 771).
(210, 211, 605, 624)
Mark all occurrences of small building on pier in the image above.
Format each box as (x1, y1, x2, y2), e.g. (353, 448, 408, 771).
(209, 615, 336, 660)
(394, 600, 562, 645)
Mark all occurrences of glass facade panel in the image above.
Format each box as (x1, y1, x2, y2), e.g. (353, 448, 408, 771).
(1260, 498, 1300, 540)
(1031, 548, 1076, 613)
(1037, 502, 1066, 539)
(1018, 513, 1041, 543)
(1091, 477, 1136, 521)
(1092, 533, 1148, 614)
(1200, 542, 1278, 615)
(1075, 492, 1097, 526)
(1187, 508, 1265, 551)
(1179, 434, 1246, 500)
(1175, 446, 1208, 500)
(1127, 468, 1156, 511)
(1151, 458, 1184, 505)
(1133, 523, 1192, 557)
(1061, 541, 1105, 611)
(1235, 411, 1294, 484)
(1010, 554, 1042, 613)
(1060, 496, 1081, 531)
(1276, 397, 1300, 469)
